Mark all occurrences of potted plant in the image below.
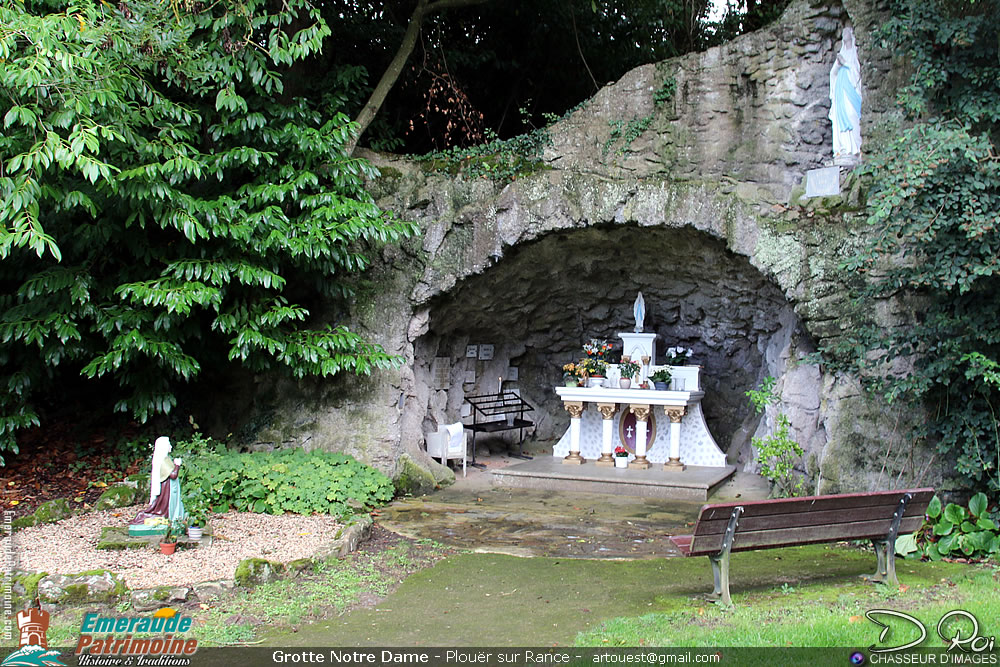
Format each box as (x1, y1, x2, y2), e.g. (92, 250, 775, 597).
(650, 368, 672, 390)
(562, 362, 582, 387)
(617, 359, 641, 389)
(159, 524, 177, 555)
(186, 504, 207, 540)
(614, 446, 629, 468)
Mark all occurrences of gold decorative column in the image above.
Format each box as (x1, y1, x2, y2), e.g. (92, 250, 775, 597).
(595, 403, 617, 466)
(629, 404, 652, 469)
(664, 406, 687, 470)
(563, 401, 586, 464)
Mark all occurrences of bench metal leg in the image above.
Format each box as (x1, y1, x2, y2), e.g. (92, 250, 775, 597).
(864, 539, 898, 586)
(709, 551, 732, 606)
(705, 506, 741, 606)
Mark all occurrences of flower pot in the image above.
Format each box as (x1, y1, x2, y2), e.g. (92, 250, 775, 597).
(564, 379, 578, 387)
(159, 541, 177, 555)
(614, 456, 629, 469)
(653, 381, 668, 391)
(619, 378, 631, 389)
(187, 526, 203, 540)
(587, 376, 605, 388)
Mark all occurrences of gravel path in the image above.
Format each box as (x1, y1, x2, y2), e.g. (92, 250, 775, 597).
(3, 505, 344, 589)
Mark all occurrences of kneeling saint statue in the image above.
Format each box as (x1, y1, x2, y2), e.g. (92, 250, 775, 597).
(131, 436, 186, 525)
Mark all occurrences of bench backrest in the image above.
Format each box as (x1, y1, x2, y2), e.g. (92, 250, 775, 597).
(686, 488, 934, 556)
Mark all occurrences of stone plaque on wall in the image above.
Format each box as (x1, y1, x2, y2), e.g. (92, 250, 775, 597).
(432, 357, 450, 389)
(805, 167, 840, 197)
(478, 344, 494, 360)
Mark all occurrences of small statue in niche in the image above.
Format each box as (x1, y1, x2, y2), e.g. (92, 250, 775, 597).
(130, 436, 186, 526)
(633, 292, 645, 333)
(829, 25, 863, 165)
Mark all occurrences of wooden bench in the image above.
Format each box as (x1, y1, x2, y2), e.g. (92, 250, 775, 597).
(669, 488, 934, 605)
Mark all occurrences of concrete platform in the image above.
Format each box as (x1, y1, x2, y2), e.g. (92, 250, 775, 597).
(491, 457, 737, 501)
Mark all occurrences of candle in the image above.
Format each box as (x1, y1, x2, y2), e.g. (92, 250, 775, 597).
(499, 377, 503, 396)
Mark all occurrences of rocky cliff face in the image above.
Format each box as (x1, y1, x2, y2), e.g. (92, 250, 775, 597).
(242, 0, 941, 495)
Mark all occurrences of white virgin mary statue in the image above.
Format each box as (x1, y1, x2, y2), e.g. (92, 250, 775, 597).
(829, 26, 863, 162)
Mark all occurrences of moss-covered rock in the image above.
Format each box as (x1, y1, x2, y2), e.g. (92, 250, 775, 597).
(13, 498, 74, 529)
(94, 484, 139, 511)
(393, 454, 437, 497)
(96, 526, 155, 551)
(234, 558, 285, 588)
(37, 570, 127, 605)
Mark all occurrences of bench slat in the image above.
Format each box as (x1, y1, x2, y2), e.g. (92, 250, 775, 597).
(686, 515, 925, 555)
(696, 488, 934, 524)
(692, 503, 928, 537)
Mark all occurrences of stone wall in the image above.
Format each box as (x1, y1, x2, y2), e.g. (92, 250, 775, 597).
(240, 0, 942, 494)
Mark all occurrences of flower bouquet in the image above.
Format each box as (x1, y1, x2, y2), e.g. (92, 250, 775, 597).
(583, 338, 614, 361)
(562, 362, 583, 386)
(664, 346, 692, 366)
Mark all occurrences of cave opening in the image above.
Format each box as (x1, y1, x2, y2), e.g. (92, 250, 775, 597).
(413, 224, 814, 465)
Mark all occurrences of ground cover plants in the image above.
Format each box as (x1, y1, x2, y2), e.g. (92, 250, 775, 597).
(175, 435, 394, 518)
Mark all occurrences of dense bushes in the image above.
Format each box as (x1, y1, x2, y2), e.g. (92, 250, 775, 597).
(176, 438, 393, 519)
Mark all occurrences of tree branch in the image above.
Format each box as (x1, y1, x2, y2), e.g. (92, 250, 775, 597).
(346, 0, 490, 155)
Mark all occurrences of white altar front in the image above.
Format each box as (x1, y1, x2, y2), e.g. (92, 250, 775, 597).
(552, 364, 726, 469)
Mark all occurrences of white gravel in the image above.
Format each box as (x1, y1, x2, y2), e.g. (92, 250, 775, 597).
(3, 505, 344, 589)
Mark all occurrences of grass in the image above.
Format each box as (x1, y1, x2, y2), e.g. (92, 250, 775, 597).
(575, 560, 1000, 650)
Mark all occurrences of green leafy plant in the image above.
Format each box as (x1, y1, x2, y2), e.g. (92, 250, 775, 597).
(916, 493, 1000, 561)
(0, 0, 416, 461)
(746, 377, 805, 498)
(179, 438, 394, 518)
(653, 76, 677, 107)
(649, 368, 672, 384)
(160, 524, 176, 545)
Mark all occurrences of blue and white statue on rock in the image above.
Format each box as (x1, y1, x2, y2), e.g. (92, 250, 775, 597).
(633, 292, 645, 333)
(829, 26, 863, 164)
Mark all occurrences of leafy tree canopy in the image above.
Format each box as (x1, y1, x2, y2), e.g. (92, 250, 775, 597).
(829, 0, 1000, 491)
(0, 0, 416, 460)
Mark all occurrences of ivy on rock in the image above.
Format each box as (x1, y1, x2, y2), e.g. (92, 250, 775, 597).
(826, 0, 1000, 491)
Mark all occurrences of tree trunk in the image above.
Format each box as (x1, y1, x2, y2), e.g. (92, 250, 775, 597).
(346, 0, 490, 155)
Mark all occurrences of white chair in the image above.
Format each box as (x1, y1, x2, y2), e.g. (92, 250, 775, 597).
(425, 422, 467, 477)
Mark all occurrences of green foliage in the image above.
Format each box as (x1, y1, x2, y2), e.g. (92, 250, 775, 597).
(418, 126, 553, 183)
(602, 115, 652, 157)
(746, 377, 805, 497)
(653, 76, 677, 107)
(648, 368, 672, 383)
(822, 0, 1000, 492)
(915, 493, 1000, 561)
(178, 437, 394, 518)
(0, 0, 417, 459)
